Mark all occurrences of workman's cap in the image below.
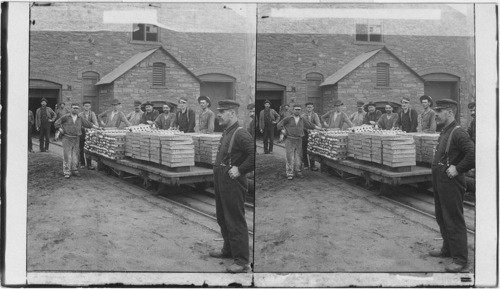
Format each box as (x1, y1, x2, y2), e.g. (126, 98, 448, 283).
(305, 102, 314, 106)
(401, 96, 411, 103)
(111, 99, 121, 105)
(264, 100, 271, 105)
(165, 101, 177, 109)
(366, 101, 376, 108)
(217, 100, 240, 111)
(468, 102, 476, 109)
(293, 103, 301, 108)
(420, 95, 433, 107)
(284, 104, 290, 107)
(385, 102, 396, 108)
(247, 103, 255, 110)
(82, 100, 91, 105)
(40, 98, 48, 103)
(434, 99, 458, 111)
(70, 103, 80, 107)
(179, 96, 188, 104)
(144, 101, 154, 107)
(197, 95, 211, 107)
(356, 101, 365, 107)
(333, 100, 343, 107)
(133, 100, 142, 106)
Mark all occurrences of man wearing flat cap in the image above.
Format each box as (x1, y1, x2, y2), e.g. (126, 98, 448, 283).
(467, 101, 475, 143)
(278, 104, 322, 180)
(78, 100, 99, 170)
(126, 100, 144, 126)
(349, 100, 367, 127)
(198, 95, 215, 134)
(395, 96, 418, 132)
(35, 97, 57, 152)
(247, 103, 256, 139)
(377, 102, 398, 130)
(259, 100, 280, 154)
(210, 99, 254, 273)
(301, 102, 322, 170)
(321, 99, 353, 129)
(173, 96, 196, 133)
(418, 95, 436, 133)
(55, 101, 70, 121)
(140, 101, 159, 125)
(55, 103, 100, 178)
(154, 102, 177, 130)
(98, 99, 132, 128)
(428, 99, 475, 273)
(363, 101, 382, 126)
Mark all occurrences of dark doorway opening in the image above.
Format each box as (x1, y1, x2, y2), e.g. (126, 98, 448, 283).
(256, 84, 285, 138)
(29, 88, 60, 136)
(199, 74, 236, 133)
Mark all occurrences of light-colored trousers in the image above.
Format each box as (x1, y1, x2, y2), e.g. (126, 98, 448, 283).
(62, 135, 80, 176)
(285, 136, 303, 177)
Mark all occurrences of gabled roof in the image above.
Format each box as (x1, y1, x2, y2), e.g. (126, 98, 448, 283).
(96, 47, 201, 85)
(320, 46, 425, 87)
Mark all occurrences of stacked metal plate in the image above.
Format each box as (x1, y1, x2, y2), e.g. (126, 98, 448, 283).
(382, 135, 416, 167)
(307, 130, 349, 161)
(160, 134, 195, 167)
(85, 129, 127, 160)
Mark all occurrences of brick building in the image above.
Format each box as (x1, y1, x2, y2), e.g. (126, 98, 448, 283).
(256, 3, 475, 125)
(29, 3, 255, 130)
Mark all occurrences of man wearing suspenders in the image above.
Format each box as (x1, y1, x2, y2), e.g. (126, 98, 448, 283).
(429, 99, 475, 272)
(174, 96, 196, 133)
(209, 100, 254, 273)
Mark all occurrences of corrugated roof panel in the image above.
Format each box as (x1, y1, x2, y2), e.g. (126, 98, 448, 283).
(95, 48, 159, 85)
(319, 48, 382, 87)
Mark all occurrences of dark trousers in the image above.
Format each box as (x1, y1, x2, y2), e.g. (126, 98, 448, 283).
(262, 124, 274, 153)
(431, 164, 468, 265)
(79, 130, 91, 167)
(28, 124, 33, 151)
(39, 124, 51, 151)
(302, 130, 315, 167)
(213, 166, 249, 266)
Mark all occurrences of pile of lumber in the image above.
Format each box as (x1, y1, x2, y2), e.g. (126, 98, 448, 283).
(405, 133, 439, 164)
(307, 130, 349, 161)
(125, 130, 195, 167)
(186, 133, 222, 165)
(381, 135, 416, 167)
(85, 129, 127, 160)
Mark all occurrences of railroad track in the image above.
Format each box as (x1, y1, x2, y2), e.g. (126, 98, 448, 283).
(106, 168, 254, 236)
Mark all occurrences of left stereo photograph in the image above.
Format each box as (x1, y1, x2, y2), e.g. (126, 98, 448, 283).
(25, 1, 256, 278)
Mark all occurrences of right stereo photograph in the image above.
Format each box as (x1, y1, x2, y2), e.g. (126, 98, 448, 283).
(254, 2, 477, 276)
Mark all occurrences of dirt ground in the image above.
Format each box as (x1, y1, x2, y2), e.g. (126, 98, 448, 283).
(254, 143, 475, 273)
(27, 144, 252, 272)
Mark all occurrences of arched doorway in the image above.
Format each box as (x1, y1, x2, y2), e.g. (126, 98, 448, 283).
(199, 73, 236, 132)
(256, 81, 286, 137)
(29, 79, 62, 136)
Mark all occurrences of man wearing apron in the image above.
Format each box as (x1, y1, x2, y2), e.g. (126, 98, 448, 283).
(209, 100, 254, 273)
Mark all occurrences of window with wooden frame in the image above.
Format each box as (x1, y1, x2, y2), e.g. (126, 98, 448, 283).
(152, 62, 166, 86)
(82, 71, 99, 97)
(132, 24, 159, 42)
(376, 63, 390, 87)
(306, 72, 323, 99)
(356, 20, 383, 43)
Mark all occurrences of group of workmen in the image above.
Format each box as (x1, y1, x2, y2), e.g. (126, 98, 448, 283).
(259, 95, 476, 273)
(29, 95, 255, 273)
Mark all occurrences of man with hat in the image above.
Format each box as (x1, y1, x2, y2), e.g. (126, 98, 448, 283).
(278, 104, 322, 180)
(173, 96, 196, 133)
(126, 100, 144, 126)
(55, 101, 70, 121)
(210, 99, 254, 273)
(321, 99, 353, 129)
(395, 96, 418, 132)
(55, 103, 100, 178)
(362, 102, 382, 126)
(279, 104, 292, 119)
(259, 100, 280, 154)
(98, 99, 132, 128)
(140, 101, 160, 125)
(247, 103, 256, 139)
(349, 100, 367, 127)
(301, 102, 322, 170)
(154, 101, 177, 130)
(377, 102, 399, 130)
(78, 100, 99, 170)
(429, 99, 475, 272)
(418, 95, 436, 133)
(467, 101, 475, 143)
(35, 98, 57, 152)
(198, 95, 215, 134)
